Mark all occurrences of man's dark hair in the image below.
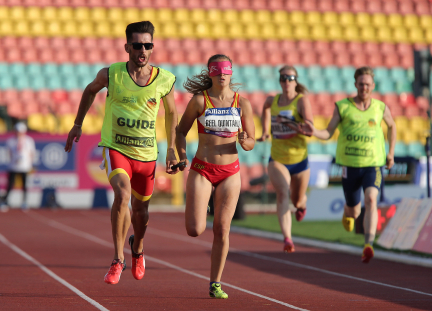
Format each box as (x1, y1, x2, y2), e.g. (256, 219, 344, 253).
(125, 21, 155, 42)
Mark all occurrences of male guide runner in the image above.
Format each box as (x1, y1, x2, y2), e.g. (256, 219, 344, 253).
(65, 21, 180, 284)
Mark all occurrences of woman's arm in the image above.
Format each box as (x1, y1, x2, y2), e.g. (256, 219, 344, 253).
(257, 96, 273, 141)
(176, 95, 203, 170)
(162, 86, 179, 174)
(238, 97, 255, 151)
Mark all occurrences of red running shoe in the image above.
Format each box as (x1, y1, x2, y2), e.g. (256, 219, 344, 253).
(129, 235, 145, 280)
(362, 244, 374, 264)
(295, 207, 306, 222)
(104, 259, 126, 284)
(283, 238, 295, 253)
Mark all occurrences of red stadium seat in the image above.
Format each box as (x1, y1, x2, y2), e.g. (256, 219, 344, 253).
(17, 37, 32, 49)
(330, 41, 347, 53)
(201, 0, 219, 8)
(398, 0, 415, 14)
(332, 92, 348, 103)
(280, 40, 296, 51)
(98, 37, 113, 50)
(168, 0, 185, 8)
(333, 0, 350, 12)
(169, 50, 186, 64)
(381, 93, 399, 108)
(414, 1, 431, 15)
(382, 0, 398, 14)
(399, 53, 414, 69)
(22, 49, 38, 63)
(198, 39, 214, 51)
(416, 96, 429, 111)
(297, 40, 314, 52)
(82, 37, 98, 50)
(367, 52, 383, 67)
(65, 37, 82, 50)
(301, 0, 317, 11)
(268, 51, 284, 66)
(380, 42, 396, 54)
(233, 50, 251, 66)
(214, 39, 231, 52)
(315, 93, 332, 107)
(314, 41, 331, 52)
(371, 92, 382, 102)
(70, 49, 86, 63)
(1, 37, 17, 49)
(364, 42, 379, 53)
(334, 52, 351, 67)
(3, 90, 19, 106)
(366, 0, 382, 13)
(317, 51, 334, 66)
(250, 0, 267, 10)
(5, 49, 21, 63)
(54, 51, 70, 64)
(390, 105, 403, 116)
(68, 90, 83, 106)
(7, 101, 26, 120)
(317, 0, 333, 11)
(69, 0, 88, 6)
(284, 0, 301, 10)
(87, 50, 102, 64)
(350, 52, 367, 68)
(232, 39, 248, 52)
(404, 106, 420, 118)
(186, 50, 204, 65)
(268, 0, 285, 10)
(183, 38, 198, 51)
(24, 100, 40, 115)
(103, 50, 118, 64)
(250, 51, 267, 66)
(151, 49, 169, 63)
(283, 51, 300, 65)
(347, 41, 363, 53)
(396, 42, 412, 55)
(399, 93, 416, 108)
(248, 39, 265, 51)
(184, 0, 201, 8)
(383, 53, 399, 68)
(51, 90, 69, 104)
(350, 0, 366, 12)
(248, 92, 267, 114)
(20, 89, 36, 102)
(300, 51, 318, 66)
(264, 40, 280, 52)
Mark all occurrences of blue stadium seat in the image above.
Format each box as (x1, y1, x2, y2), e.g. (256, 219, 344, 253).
(0, 76, 13, 89)
(90, 63, 106, 77)
(13, 76, 30, 90)
(310, 79, 327, 93)
(327, 78, 344, 94)
(59, 63, 75, 76)
(190, 64, 205, 75)
(395, 81, 412, 94)
(75, 64, 91, 77)
(186, 141, 198, 161)
(245, 77, 261, 93)
(261, 78, 279, 93)
(394, 142, 408, 157)
(294, 65, 307, 80)
(389, 67, 407, 82)
(29, 76, 46, 90)
(340, 66, 355, 81)
(376, 80, 395, 93)
(343, 79, 357, 94)
(323, 142, 337, 157)
(307, 65, 322, 80)
(42, 63, 59, 76)
(62, 76, 79, 90)
(10, 63, 25, 78)
(241, 66, 258, 79)
(373, 67, 389, 83)
(0, 63, 8, 75)
(157, 141, 167, 164)
(258, 65, 274, 79)
(46, 76, 62, 90)
(323, 66, 339, 80)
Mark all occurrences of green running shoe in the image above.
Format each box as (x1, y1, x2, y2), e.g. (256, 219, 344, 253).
(209, 283, 228, 299)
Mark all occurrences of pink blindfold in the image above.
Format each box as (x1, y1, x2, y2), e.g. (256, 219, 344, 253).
(208, 61, 233, 76)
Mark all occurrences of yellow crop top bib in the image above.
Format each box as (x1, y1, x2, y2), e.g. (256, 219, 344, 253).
(99, 62, 176, 161)
(270, 94, 308, 165)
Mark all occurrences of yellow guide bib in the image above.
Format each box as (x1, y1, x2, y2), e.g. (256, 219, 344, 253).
(270, 94, 308, 165)
(99, 62, 176, 161)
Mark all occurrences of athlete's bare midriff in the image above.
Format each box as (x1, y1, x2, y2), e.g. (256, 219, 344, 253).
(195, 133, 238, 165)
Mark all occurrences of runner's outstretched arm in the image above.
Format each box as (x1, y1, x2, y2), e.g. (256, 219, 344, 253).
(313, 106, 340, 140)
(162, 86, 179, 174)
(64, 68, 108, 152)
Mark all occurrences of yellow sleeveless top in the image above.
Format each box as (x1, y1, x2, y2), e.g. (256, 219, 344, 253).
(270, 94, 308, 165)
(99, 62, 176, 161)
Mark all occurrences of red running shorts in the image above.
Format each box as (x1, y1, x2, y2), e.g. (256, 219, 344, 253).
(102, 147, 156, 202)
(190, 157, 240, 186)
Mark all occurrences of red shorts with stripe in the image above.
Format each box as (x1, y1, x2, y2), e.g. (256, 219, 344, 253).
(190, 157, 240, 186)
(102, 148, 156, 202)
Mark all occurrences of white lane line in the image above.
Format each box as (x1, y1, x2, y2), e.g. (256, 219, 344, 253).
(76, 212, 432, 298)
(146, 228, 432, 298)
(0, 233, 109, 311)
(27, 212, 309, 311)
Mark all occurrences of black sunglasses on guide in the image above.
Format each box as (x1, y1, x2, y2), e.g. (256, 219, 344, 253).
(280, 74, 297, 82)
(129, 42, 154, 50)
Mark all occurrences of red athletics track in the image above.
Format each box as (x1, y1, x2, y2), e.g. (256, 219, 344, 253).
(1, 210, 432, 311)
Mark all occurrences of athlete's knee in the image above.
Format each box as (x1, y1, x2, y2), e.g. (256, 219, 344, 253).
(113, 189, 130, 207)
(212, 223, 230, 240)
(364, 193, 377, 209)
(276, 190, 290, 203)
(186, 222, 205, 237)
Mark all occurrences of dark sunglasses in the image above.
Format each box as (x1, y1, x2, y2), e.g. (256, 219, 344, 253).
(280, 74, 297, 82)
(129, 42, 154, 50)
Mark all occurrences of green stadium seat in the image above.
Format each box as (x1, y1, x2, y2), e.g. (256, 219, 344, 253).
(75, 64, 91, 77)
(59, 63, 75, 76)
(42, 63, 58, 76)
(376, 80, 395, 93)
(253, 141, 271, 161)
(14, 76, 30, 90)
(157, 141, 167, 164)
(394, 142, 408, 157)
(294, 66, 307, 80)
(62, 76, 79, 90)
(29, 76, 46, 90)
(343, 80, 357, 94)
(258, 65, 274, 79)
(245, 77, 261, 93)
(373, 67, 389, 83)
(340, 66, 356, 81)
(310, 79, 327, 93)
(323, 142, 337, 157)
(395, 81, 412, 94)
(27, 63, 42, 76)
(10, 63, 25, 77)
(190, 64, 205, 75)
(241, 65, 258, 78)
(78, 77, 91, 90)
(0, 76, 13, 89)
(323, 66, 339, 80)
(307, 65, 322, 80)
(90, 63, 106, 77)
(327, 78, 344, 94)
(408, 142, 425, 158)
(46, 77, 62, 90)
(307, 142, 324, 154)
(0, 63, 8, 75)
(261, 78, 278, 93)
(389, 67, 407, 81)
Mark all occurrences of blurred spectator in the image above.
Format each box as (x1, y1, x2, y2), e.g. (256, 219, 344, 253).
(0, 123, 36, 211)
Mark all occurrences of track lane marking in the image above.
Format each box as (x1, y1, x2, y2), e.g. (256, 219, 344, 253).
(0, 233, 110, 311)
(79, 212, 432, 297)
(28, 212, 309, 310)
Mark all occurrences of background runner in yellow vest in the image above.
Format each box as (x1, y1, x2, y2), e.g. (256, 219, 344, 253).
(65, 21, 180, 284)
(305, 67, 396, 264)
(258, 65, 314, 254)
